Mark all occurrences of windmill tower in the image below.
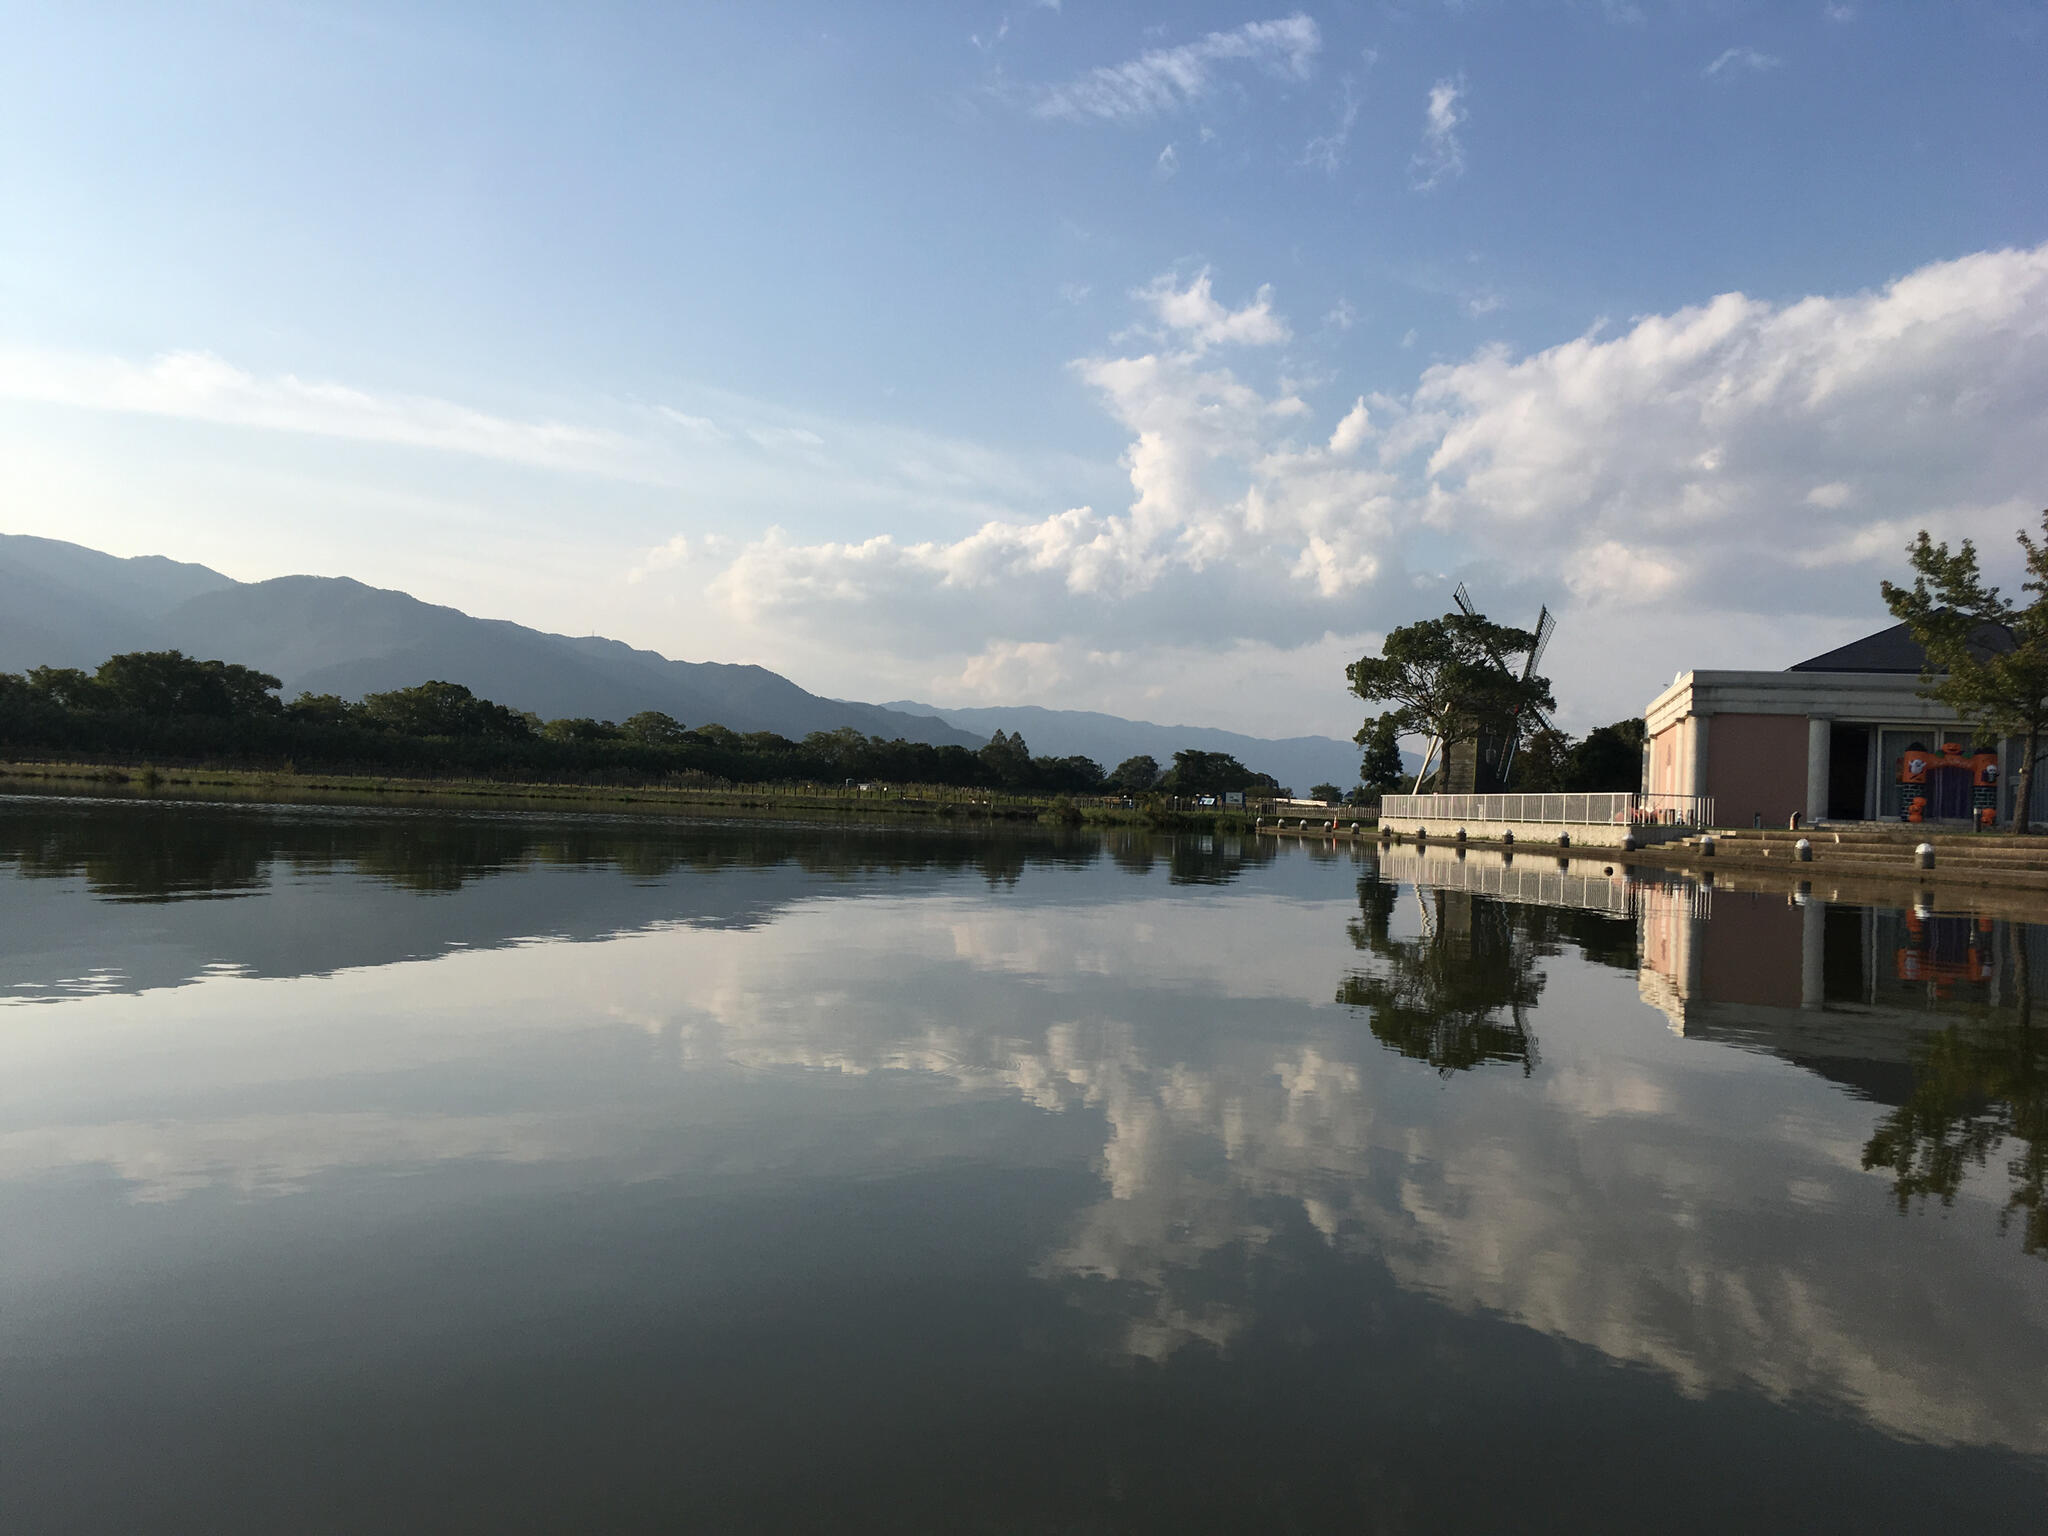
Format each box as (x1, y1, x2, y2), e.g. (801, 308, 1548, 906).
(1423, 584, 1556, 794)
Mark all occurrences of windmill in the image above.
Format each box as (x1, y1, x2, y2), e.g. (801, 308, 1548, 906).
(1412, 585, 1556, 793)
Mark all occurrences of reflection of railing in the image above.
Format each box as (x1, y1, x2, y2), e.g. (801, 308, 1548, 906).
(1376, 844, 1711, 919)
(1379, 792, 1715, 829)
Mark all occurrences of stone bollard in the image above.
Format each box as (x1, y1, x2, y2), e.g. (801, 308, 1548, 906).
(1699, 834, 1716, 858)
(1795, 838, 1813, 862)
(1916, 842, 1935, 871)
(1621, 832, 1638, 853)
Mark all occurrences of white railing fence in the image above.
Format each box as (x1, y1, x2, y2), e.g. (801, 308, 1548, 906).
(1378, 791, 1715, 829)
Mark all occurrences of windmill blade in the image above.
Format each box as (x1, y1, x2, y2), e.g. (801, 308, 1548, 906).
(1453, 582, 1478, 619)
(1521, 606, 1556, 680)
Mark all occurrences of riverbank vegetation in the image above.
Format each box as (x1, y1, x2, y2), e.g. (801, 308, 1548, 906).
(0, 650, 1286, 825)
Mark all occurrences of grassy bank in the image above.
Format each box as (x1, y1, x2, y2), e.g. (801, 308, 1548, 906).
(0, 759, 1268, 833)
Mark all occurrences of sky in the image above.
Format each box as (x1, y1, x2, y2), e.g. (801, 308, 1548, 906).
(2, 1, 2046, 741)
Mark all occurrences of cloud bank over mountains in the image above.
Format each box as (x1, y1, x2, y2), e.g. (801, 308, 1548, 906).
(695, 241, 2048, 729)
(5, 242, 2046, 735)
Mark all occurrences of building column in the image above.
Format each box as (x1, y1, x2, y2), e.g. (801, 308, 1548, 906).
(1806, 717, 1831, 824)
(1686, 714, 1711, 802)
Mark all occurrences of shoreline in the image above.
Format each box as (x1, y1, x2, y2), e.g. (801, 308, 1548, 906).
(0, 760, 1262, 833)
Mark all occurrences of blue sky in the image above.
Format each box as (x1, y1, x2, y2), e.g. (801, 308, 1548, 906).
(3, 2, 2046, 738)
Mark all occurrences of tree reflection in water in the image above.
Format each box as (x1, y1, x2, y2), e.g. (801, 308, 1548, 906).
(1336, 873, 1548, 1076)
(1864, 938, 2048, 1257)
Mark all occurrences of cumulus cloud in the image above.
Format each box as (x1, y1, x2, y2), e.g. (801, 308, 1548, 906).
(1030, 14, 1320, 123)
(1136, 268, 1291, 350)
(696, 242, 2048, 730)
(1411, 76, 1467, 190)
(1410, 242, 2048, 625)
(1154, 142, 1179, 180)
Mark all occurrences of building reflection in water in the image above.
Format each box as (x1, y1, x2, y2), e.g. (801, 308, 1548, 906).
(1368, 841, 2045, 1257)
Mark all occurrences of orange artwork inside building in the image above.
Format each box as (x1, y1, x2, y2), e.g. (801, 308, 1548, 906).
(1894, 741, 1999, 823)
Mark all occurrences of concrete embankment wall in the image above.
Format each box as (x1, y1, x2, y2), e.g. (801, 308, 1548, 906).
(1375, 817, 1695, 849)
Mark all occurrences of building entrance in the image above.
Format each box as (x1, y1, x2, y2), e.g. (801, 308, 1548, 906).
(1827, 724, 1870, 819)
(1928, 764, 1975, 820)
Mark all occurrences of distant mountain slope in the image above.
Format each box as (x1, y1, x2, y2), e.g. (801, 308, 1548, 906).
(884, 701, 1363, 795)
(0, 534, 238, 672)
(0, 535, 981, 748)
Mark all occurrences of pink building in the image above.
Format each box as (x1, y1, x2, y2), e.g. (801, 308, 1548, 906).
(1644, 620, 2028, 827)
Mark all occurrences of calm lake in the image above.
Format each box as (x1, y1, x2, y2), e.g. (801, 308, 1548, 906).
(2, 795, 2044, 1533)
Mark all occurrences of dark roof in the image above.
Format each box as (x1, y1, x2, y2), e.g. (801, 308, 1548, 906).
(1788, 617, 2014, 674)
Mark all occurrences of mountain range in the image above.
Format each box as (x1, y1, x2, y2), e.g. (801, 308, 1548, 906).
(882, 702, 1364, 800)
(0, 532, 1364, 786)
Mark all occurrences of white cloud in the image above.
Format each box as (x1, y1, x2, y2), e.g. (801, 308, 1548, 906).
(696, 242, 2048, 731)
(26, 242, 2048, 739)
(1154, 142, 1179, 179)
(1300, 75, 1361, 176)
(656, 406, 727, 440)
(626, 533, 695, 585)
(1465, 289, 1506, 318)
(1136, 268, 1291, 350)
(1324, 297, 1358, 331)
(1410, 76, 1467, 191)
(0, 347, 624, 472)
(1328, 397, 1373, 456)
(1704, 46, 1783, 77)
(1030, 14, 1320, 123)
(1058, 281, 1093, 305)
(746, 424, 825, 451)
(1409, 241, 2048, 712)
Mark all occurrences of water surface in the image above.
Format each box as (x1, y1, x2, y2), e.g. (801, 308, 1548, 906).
(2, 797, 2044, 1532)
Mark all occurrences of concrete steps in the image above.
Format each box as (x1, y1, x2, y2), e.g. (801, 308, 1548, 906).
(1671, 824, 2048, 881)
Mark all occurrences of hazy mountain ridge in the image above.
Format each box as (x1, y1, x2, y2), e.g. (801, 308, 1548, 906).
(2, 533, 1367, 779)
(883, 701, 1364, 796)
(0, 534, 979, 747)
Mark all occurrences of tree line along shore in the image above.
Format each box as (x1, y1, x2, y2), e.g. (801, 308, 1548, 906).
(0, 650, 1296, 822)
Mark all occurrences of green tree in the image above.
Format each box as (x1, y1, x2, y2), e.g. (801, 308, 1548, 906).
(359, 680, 534, 739)
(542, 717, 623, 743)
(25, 666, 108, 711)
(1157, 749, 1276, 794)
(92, 650, 281, 717)
(1510, 725, 1577, 791)
(1106, 754, 1161, 794)
(620, 710, 687, 745)
(1309, 782, 1345, 804)
(1347, 612, 1555, 792)
(1571, 717, 1646, 791)
(978, 728, 1034, 790)
(1357, 716, 1406, 793)
(1036, 754, 1106, 794)
(801, 726, 869, 773)
(1882, 512, 2048, 832)
(284, 692, 357, 726)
